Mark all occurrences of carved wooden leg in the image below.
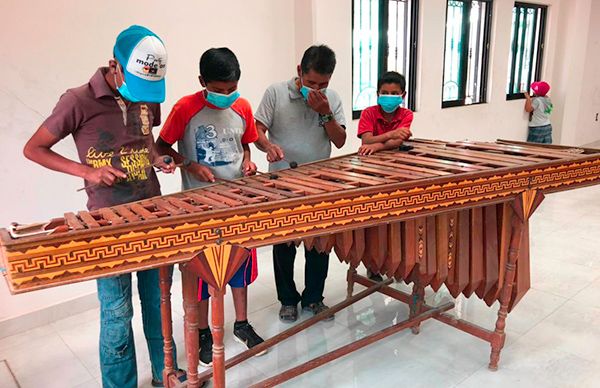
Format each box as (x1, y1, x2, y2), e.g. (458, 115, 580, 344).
(209, 285, 226, 388)
(410, 274, 425, 335)
(159, 266, 175, 388)
(489, 214, 524, 371)
(346, 265, 358, 298)
(181, 264, 201, 387)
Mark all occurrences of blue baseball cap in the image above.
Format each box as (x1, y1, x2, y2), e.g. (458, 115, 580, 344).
(113, 25, 168, 103)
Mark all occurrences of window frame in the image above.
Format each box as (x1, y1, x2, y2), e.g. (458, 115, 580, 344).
(441, 0, 493, 109)
(506, 2, 547, 101)
(351, 0, 420, 120)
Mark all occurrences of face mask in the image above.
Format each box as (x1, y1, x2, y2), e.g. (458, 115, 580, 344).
(378, 94, 404, 113)
(206, 90, 240, 109)
(299, 79, 326, 101)
(114, 66, 141, 103)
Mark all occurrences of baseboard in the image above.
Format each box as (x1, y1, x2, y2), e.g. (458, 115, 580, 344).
(0, 292, 99, 339)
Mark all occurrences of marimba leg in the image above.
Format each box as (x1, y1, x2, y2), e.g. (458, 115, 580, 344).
(489, 212, 525, 370)
(159, 266, 176, 388)
(181, 264, 201, 387)
(409, 274, 425, 335)
(209, 286, 226, 388)
(346, 265, 357, 298)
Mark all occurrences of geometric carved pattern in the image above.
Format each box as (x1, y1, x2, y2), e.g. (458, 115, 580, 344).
(3, 156, 600, 293)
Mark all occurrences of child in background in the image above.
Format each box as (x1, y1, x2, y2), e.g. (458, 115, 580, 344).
(524, 81, 553, 144)
(357, 71, 414, 281)
(357, 71, 413, 156)
(156, 47, 266, 367)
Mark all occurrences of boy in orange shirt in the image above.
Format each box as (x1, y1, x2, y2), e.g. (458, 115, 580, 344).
(157, 48, 266, 368)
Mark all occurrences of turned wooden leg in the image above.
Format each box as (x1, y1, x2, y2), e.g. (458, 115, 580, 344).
(209, 285, 226, 388)
(489, 214, 524, 371)
(159, 266, 175, 388)
(346, 265, 358, 298)
(410, 274, 425, 335)
(181, 264, 201, 387)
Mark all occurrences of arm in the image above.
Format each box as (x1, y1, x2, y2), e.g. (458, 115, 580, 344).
(360, 128, 412, 144)
(155, 136, 215, 182)
(254, 120, 284, 162)
(23, 125, 126, 186)
(241, 143, 257, 176)
(307, 90, 346, 148)
(358, 137, 405, 156)
(524, 92, 534, 113)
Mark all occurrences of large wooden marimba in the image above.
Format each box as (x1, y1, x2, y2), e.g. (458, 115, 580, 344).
(2, 139, 600, 387)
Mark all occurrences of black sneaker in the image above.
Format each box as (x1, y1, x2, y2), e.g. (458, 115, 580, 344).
(302, 302, 335, 321)
(198, 329, 213, 367)
(367, 269, 384, 282)
(233, 322, 267, 356)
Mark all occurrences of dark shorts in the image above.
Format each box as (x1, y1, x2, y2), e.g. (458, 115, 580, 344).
(197, 248, 258, 300)
(527, 124, 553, 144)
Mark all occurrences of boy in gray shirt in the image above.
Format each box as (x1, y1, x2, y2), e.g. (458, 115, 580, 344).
(254, 45, 346, 322)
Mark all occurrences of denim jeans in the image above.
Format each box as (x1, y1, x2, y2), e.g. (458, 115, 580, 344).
(97, 267, 177, 388)
(527, 124, 553, 144)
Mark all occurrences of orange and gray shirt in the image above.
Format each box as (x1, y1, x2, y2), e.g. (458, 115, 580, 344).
(159, 91, 258, 190)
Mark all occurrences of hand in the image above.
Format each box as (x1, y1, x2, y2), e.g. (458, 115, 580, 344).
(358, 143, 383, 156)
(306, 90, 332, 115)
(523, 91, 531, 99)
(187, 162, 215, 183)
(83, 165, 127, 186)
(388, 127, 412, 141)
(265, 143, 285, 162)
(153, 155, 176, 174)
(242, 160, 257, 176)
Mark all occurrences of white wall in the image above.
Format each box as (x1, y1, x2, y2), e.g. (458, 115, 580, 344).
(0, 0, 295, 323)
(1, 0, 599, 323)
(574, 0, 600, 144)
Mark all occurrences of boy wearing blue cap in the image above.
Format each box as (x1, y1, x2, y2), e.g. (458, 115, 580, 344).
(23, 26, 185, 388)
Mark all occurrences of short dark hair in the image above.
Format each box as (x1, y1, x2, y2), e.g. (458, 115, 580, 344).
(377, 71, 406, 92)
(300, 45, 336, 75)
(199, 48, 241, 83)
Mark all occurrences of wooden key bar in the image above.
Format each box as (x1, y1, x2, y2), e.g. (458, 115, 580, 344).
(64, 212, 85, 230)
(113, 205, 141, 223)
(185, 192, 229, 209)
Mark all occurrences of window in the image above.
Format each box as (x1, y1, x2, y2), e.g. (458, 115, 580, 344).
(352, 0, 419, 119)
(506, 3, 547, 100)
(442, 0, 493, 108)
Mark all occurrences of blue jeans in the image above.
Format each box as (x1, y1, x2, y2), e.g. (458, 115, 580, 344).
(97, 267, 177, 388)
(527, 124, 553, 144)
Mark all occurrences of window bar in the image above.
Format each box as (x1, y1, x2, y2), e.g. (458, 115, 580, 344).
(408, 0, 419, 111)
(458, 0, 472, 104)
(515, 7, 529, 93)
(535, 6, 547, 82)
(509, 6, 520, 95)
(526, 8, 539, 88)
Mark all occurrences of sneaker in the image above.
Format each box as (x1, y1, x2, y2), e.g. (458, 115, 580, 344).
(367, 269, 384, 282)
(198, 329, 213, 367)
(302, 302, 335, 321)
(233, 322, 267, 356)
(279, 304, 299, 323)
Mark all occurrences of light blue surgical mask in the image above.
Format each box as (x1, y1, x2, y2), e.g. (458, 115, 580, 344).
(115, 67, 141, 103)
(378, 94, 404, 113)
(206, 90, 240, 109)
(299, 80, 326, 101)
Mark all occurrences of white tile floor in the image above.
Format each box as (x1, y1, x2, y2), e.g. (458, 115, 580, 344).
(1, 185, 600, 388)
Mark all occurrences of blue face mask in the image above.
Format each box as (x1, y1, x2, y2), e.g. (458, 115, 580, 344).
(378, 94, 404, 113)
(114, 67, 141, 103)
(299, 80, 327, 101)
(206, 90, 240, 109)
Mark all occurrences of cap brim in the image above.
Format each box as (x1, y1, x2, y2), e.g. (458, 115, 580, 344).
(124, 72, 165, 103)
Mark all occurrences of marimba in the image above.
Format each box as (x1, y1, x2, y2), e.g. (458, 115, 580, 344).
(2, 139, 600, 388)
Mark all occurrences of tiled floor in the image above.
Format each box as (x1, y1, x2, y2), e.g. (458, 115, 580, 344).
(1, 185, 600, 387)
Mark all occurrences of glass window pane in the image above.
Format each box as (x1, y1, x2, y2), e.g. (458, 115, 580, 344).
(443, 1, 465, 102)
(352, 0, 380, 112)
